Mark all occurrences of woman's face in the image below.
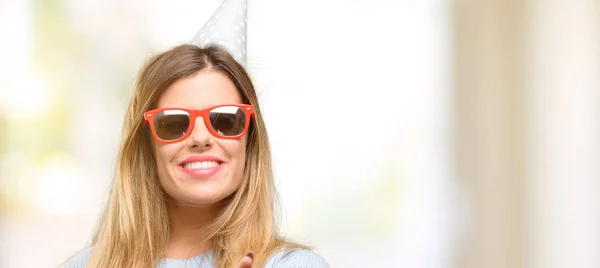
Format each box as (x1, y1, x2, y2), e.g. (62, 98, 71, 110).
(152, 70, 247, 206)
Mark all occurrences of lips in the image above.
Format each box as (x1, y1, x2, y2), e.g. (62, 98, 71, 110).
(179, 155, 224, 178)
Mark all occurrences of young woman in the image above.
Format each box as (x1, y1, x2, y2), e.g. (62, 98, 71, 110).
(66, 45, 328, 268)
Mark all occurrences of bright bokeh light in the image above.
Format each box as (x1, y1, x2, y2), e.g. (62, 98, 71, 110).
(32, 152, 87, 215)
(1, 73, 52, 118)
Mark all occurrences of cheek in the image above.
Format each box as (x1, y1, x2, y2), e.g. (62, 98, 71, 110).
(152, 142, 178, 176)
(223, 138, 248, 177)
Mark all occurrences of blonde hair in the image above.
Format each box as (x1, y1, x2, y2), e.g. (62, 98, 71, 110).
(86, 44, 306, 268)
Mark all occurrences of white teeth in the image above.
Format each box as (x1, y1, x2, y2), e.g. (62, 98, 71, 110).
(183, 161, 220, 170)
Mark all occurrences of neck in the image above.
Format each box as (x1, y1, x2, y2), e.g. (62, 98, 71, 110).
(165, 200, 221, 259)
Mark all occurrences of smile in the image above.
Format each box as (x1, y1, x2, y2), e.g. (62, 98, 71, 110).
(179, 154, 225, 178)
(179, 161, 223, 178)
(182, 161, 221, 170)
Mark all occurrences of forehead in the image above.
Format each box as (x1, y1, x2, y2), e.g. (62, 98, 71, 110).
(156, 70, 242, 109)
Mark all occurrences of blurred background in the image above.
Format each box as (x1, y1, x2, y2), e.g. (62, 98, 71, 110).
(0, 0, 598, 267)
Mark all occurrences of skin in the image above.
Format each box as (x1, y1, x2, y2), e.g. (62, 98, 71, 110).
(151, 70, 253, 267)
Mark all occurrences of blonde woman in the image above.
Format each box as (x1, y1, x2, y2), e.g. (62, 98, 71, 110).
(66, 0, 328, 267)
(66, 44, 327, 268)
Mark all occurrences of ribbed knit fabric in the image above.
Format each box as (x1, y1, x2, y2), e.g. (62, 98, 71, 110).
(66, 247, 329, 268)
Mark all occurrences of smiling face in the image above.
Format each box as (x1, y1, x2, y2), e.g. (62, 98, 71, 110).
(151, 70, 247, 206)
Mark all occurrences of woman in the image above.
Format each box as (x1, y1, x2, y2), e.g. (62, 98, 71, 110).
(66, 44, 328, 268)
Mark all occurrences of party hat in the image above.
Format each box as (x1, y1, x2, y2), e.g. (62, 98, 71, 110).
(190, 0, 248, 67)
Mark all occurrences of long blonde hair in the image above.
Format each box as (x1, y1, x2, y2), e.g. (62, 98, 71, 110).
(86, 44, 306, 268)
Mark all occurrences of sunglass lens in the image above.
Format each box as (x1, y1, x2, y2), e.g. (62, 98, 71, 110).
(209, 106, 247, 136)
(154, 110, 191, 140)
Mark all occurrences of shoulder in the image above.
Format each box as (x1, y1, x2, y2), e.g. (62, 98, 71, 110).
(265, 248, 329, 268)
(65, 247, 92, 268)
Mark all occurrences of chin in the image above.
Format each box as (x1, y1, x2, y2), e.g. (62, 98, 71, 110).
(160, 170, 242, 206)
(175, 186, 236, 206)
(184, 194, 226, 206)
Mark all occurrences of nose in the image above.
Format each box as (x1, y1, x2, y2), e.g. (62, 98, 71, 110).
(187, 116, 213, 148)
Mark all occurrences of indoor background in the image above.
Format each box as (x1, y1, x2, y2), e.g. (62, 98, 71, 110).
(0, 0, 598, 267)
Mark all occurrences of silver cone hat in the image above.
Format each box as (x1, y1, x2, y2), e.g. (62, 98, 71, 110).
(190, 0, 248, 67)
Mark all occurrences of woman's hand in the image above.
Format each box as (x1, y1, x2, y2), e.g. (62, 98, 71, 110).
(237, 251, 254, 268)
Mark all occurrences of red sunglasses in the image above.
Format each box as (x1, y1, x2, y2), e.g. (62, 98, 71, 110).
(143, 104, 254, 144)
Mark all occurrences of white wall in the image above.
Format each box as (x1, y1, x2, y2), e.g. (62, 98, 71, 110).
(526, 1, 600, 268)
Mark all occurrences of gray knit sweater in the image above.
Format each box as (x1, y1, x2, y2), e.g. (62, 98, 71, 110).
(66, 248, 329, 268)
